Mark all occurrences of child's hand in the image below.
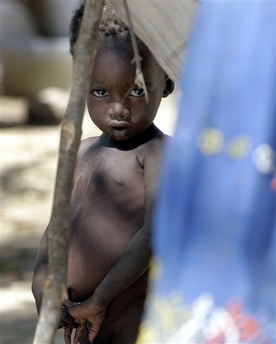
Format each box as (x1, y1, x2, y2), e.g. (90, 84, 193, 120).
(65, 297, 107, 344)
(59, 304, 79, 329)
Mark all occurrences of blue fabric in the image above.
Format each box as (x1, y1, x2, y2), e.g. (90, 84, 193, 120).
(138, 2, 276, 343)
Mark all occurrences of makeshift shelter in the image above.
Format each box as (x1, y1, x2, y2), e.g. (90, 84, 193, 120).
(108, 0, 197, 83)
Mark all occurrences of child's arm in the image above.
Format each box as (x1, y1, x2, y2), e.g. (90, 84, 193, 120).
(32, 229, 49, 313)
(66, 139, 162, 344)
(32, 228, 78, 329)
(32, 140, 92, 329)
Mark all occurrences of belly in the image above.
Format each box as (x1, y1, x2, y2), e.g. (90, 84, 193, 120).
(66, 224, 149, 315)
(67, 165, 145, 305)
(67, 206, 144, 303)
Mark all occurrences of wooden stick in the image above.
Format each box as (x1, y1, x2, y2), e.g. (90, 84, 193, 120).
(122, 0, 149, 102)
(32, 1, 104, 343)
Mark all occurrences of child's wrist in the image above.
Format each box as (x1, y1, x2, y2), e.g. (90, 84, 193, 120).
(90, 290, 111, 308)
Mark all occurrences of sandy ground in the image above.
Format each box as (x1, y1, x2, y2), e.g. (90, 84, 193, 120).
(0, 92, 179, 344)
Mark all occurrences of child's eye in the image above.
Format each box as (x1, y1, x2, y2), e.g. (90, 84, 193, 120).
(130, 88, 145, 97)
(92, 90, 108, 97)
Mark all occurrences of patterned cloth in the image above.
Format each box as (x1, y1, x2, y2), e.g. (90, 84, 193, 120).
(137, 2, 276, 343)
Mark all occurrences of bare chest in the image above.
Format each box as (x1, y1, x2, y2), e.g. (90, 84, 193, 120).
(71, 147, 145, 229)
(76, 147, 143, 193)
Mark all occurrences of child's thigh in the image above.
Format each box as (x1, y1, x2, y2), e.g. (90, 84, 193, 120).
(94, 311, 142, 344)
(111, 312, 141, 344)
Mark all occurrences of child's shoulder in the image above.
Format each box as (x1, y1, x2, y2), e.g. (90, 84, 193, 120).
(142, 126, 170, 149)
(77, 136, 99, 159)
(137, 127, 170, 162)
(80, 136, 99, 149)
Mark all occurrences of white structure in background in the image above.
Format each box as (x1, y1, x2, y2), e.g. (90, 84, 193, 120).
(0, 0, 80, 97)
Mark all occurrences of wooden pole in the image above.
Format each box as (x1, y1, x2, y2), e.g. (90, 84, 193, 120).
(33, 1, 104, 343)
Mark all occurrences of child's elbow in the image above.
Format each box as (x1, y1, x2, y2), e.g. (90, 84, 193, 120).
(32, 262, 47, 313)
(32, 274, 43, 313)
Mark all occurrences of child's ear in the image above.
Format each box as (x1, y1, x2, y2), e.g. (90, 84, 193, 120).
(163, 77, 175, 98)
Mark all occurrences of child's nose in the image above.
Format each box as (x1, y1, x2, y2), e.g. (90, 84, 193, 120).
(108, 102, 130, 120)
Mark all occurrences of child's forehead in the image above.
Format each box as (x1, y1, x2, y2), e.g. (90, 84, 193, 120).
(96, 43, 156, 70)
(91, 46, 163, 87)
(97, 43, 132, 59)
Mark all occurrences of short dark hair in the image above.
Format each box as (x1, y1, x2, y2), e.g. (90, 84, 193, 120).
(69, 3, 145, 56)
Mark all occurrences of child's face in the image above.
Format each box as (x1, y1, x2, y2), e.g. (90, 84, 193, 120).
(87, 46, 167, 141)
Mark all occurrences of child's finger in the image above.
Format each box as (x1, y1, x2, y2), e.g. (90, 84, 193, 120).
(64, 327, 72, 344)
(61, 307, 78, 327)
(88, 322, 100, 343)
(73, 324, 86, 344)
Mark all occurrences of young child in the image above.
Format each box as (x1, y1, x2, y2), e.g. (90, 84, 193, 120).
(32, 4, 174, 344)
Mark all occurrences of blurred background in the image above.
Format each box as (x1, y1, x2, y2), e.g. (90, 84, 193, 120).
(0, 1, 179, 342)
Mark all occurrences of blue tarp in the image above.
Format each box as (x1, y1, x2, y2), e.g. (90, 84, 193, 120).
(138, 2, 276, 343)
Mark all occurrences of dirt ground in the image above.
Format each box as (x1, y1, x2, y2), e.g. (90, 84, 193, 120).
(0, 93, 179, 344)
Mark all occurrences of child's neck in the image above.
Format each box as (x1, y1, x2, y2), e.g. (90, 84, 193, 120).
(100, 124, 162, 150)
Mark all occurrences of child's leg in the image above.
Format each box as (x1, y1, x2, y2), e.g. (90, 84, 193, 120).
(80, 316, 141, 344)
(111, 306, 143, 344)
(112, 322, 140, 344)
(80, 323, 112, 344)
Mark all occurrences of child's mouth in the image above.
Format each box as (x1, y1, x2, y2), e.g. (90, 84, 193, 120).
(109, 122, 131, 135)
(113, 126, 127, 131)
